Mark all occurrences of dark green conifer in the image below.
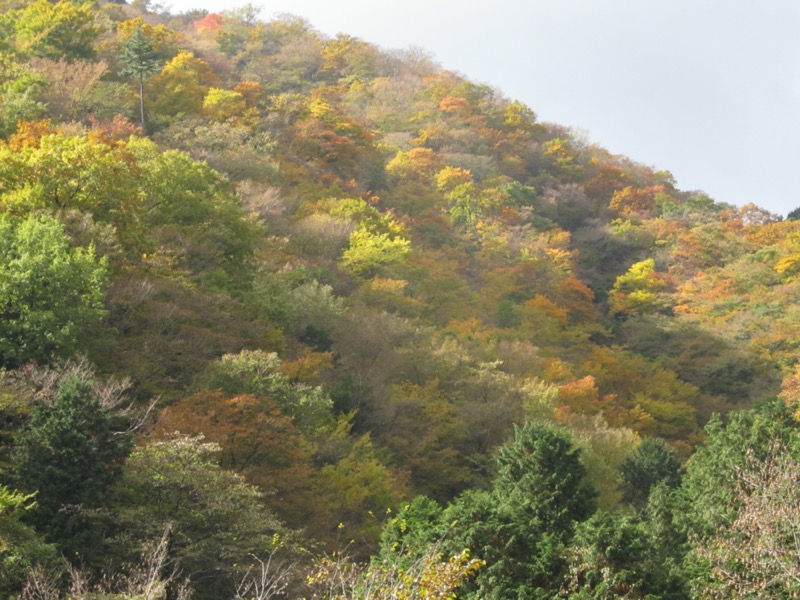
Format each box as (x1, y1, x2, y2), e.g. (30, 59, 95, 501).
(12, 373, 131, 556)
(620, 437, 681, 508)
(443, 422, 596, 599)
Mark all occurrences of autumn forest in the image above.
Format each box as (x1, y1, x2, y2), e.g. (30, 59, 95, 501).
(1, 0, 800, 598)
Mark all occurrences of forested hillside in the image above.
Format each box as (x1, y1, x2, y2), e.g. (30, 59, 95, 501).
(2, 0, 800, 597)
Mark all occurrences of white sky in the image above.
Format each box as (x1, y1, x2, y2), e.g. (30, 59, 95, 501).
(164, 0, 800, 215)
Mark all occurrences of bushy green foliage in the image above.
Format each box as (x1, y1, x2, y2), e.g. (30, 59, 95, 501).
(12, 371, 131, 556)
(0, 54, 46, 136)
(564, 501, 690, 599)
(107, 434, 290, 600)
(454, 422, 595, 599)
(383, 422, 596, 599)
(691, 444, 800, 598)
(0, 214, 108, 367)
(128, 137, 260, 289)
(198, 349, 334, 430)
(0, 485, 58, 597)
(620, 437, 682, 507)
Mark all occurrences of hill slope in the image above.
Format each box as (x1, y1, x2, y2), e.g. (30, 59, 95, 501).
(1, 1, 800, 597)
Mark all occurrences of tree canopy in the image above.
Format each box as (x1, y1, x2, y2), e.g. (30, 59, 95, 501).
(0, 214, 107, 367)
(0, 1, 796, 596)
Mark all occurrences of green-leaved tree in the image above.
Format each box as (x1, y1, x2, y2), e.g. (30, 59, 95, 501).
(0, 214, 108, 368)
(390, 422, 597, 599)
(620, 437, 682, 508)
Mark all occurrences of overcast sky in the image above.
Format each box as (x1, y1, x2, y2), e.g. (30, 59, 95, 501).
(165, 0, 800, 215)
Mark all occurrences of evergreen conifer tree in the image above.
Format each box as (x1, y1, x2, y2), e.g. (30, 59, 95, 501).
(442, 422, 596, 599)
(13, 373, 131, 557)
(119, 24, 160, 126)
(620, 437, 682, 508)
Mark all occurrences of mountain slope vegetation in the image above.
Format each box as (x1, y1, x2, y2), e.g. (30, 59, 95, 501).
(1, 0, 799, 597)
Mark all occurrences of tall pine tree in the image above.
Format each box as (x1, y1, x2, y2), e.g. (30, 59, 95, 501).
(119, 24, 160, 126)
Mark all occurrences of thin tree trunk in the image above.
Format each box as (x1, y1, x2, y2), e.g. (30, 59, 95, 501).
(139, 76, 145, 126)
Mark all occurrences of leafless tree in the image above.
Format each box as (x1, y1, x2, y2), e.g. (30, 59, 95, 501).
(233, 552, 296, 599)
(695, 442, 800, 598)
